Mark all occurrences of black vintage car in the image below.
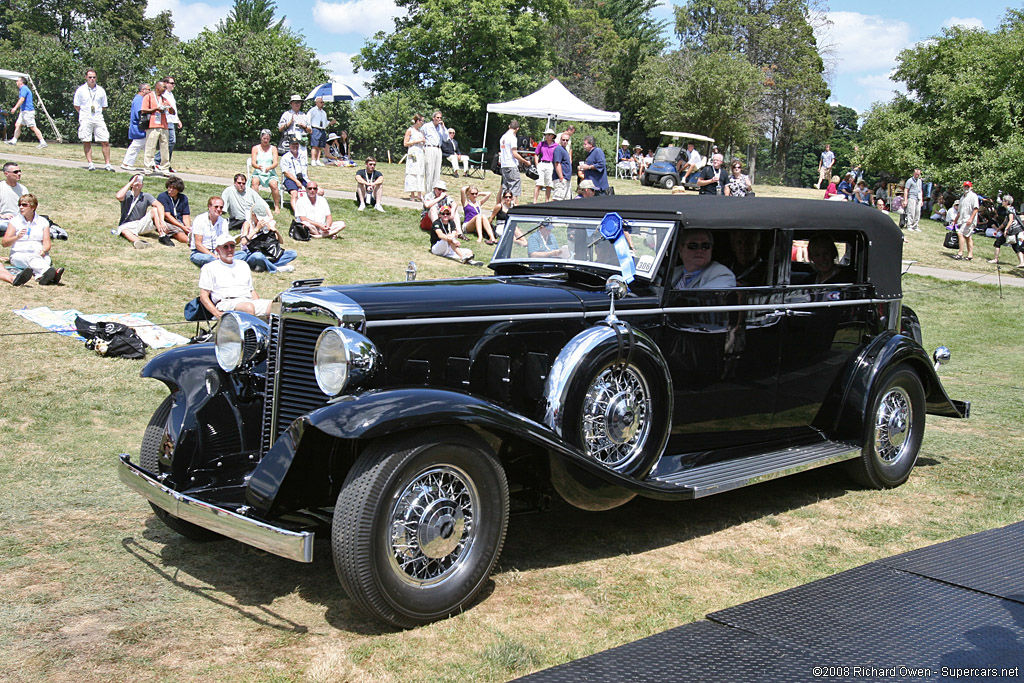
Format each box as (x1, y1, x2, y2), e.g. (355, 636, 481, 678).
(119, 196, 969, 628)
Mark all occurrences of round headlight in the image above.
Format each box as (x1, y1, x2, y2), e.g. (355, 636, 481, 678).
(215, 312, 270, 373)
(314, 327, 381, 396)
(215, 312, 243, 372)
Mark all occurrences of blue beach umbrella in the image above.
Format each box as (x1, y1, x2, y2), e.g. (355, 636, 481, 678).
(305, 82, 360, 102)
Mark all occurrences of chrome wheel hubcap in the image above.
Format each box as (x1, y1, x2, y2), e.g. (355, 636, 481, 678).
(875, 387, 912, 463)
(581, 364, 651, 469)
(389, 465, 477, 586)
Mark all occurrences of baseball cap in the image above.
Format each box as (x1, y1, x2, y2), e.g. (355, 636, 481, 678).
(214, 233, 235, 249)
(963, 181, 972, 188)
(579, 179, 596, 190)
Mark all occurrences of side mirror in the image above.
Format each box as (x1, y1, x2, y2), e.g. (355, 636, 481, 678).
(933, 346, 950, 370)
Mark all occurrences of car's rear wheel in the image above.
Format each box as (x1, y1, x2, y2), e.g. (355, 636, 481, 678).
(332, 428, 509, 628)
(847, 363, 925, 488)
(141, 395, 220, 541)
(661, 175, 676, 190)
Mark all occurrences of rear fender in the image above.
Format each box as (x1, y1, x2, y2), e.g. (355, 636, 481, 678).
(244, 387, 644, 518)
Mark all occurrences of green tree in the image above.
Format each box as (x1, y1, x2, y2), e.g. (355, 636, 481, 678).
(549, 5, 621, 108)
(356, 0, 569, 142)
(220, 0, 286, 32)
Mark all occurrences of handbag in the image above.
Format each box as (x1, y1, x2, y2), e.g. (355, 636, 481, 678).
(74, 316, 147, 359)
(247, 230, 285, 262)
(289, 219, 311, 242)
(943, 230, 959, 249)
(898, 211, 907, 229)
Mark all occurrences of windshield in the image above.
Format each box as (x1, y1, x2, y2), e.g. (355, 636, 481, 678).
(492, 215, 676, 281)
(654, 146, 681, 162)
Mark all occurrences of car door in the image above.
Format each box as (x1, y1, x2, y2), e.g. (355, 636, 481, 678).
(660, 229, 785, 454)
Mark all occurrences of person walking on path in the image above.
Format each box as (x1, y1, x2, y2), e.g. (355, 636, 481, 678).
(5, 76, 46, 148)
(954, 181, 980, 261)
(73, 69, 114, 172)
(815, 143, 834, 190)
(120, 82, 149, 170)
(904, 169, 924, 232)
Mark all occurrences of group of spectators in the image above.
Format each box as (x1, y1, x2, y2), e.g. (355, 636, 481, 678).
(403, 110, 472, 201)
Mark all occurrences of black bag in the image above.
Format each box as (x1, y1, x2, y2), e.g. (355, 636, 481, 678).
(524, 165, 539, 181)
(898, 211, 907, 229)
(289, 219, 311, 242)
(74, 316, 148, 359)
(247, 231, 285, 262)
(943, 230, 959, 249)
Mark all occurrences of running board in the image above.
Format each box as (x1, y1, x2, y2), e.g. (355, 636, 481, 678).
(646, 441, 860, 498)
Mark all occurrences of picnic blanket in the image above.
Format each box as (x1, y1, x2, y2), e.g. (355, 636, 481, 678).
(13, 307, 189, 349)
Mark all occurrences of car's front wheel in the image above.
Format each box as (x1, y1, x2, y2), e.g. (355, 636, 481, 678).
(847, 363, 925, 488)
(332, 428, 509, 628)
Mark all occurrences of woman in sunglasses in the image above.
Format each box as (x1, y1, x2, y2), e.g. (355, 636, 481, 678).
(460, 185, 496, 244)
(490, 190, 515, 236)
(724, 161, 752, 197)
(2, 193, 63, 285)
(430, 206, 480, 266)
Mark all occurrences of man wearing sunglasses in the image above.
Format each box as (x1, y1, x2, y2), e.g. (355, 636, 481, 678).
(430, 205, 481, 266)
(0, 162, 27, 233)
(294, 181, 344, 238)
(671, 229, 736, 289)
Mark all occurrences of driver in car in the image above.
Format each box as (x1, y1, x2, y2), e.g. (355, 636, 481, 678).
(671, 229, 736, 289)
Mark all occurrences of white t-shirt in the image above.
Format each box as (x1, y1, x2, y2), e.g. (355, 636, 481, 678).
(959, 191, 979, 227)
(73, 83, 108, 122)
(7, 213, 49, 257)
(278, 109, 310, 140)
(687, 148, 701, 166)
(294, 194, 330, 224)
(0, 181, 27, 217)
(164, 90, 179, 126)
(190, 212, 229, 251)
(499, 129, 518, 168)
(198, 258, 253, 304)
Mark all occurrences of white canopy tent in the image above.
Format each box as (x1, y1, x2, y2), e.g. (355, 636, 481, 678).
(0, 69, 62, 143)
(482, 79, 620, 167)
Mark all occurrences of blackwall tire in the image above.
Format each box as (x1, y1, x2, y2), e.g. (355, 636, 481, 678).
(661, 175, 676, 190)
(332, 427, 509, 628)
(141, 395, 220, 541)
(559, 344, 671, 479)
(847, 363, 925, 489)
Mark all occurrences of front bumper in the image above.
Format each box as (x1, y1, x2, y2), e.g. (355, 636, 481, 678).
(118, 453, 314, 563)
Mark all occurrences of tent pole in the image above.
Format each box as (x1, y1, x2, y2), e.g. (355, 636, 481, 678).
(615, 122, 620, 173)
(27, 76, 62, 144)
(481, 112, 490, 177)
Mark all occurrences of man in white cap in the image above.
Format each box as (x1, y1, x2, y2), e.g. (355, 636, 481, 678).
(198, 233, 271, 319)
(616, 139, 636, 178)
(575, 179, 596, 199)
(421, 180, 460, 232)
(278, 94, 311, 160)
(532, 127, 559, 203)
(442, 127, 469, 176)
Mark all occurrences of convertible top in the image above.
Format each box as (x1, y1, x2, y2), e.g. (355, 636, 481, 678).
(508, 196, 905, 298)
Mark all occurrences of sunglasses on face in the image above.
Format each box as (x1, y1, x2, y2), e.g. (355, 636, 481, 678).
(8, 169, 21, 174)
(440, 211, 451, 216)
(685, 242, 713, 251)
(18, 202, 32, 207)
(211, 205, 224, 210)
(307, 187, 318, 192)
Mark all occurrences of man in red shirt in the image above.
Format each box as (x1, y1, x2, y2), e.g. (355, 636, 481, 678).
(141, 78, 174, 175)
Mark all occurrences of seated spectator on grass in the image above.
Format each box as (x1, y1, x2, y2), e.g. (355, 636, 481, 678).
(0, 161, 27, 233)
(356, 157, 385, 212)
(930, 204, 947, 222)
(854, 179, 872, 205)
(222, 173, 273, 237)
(460, 185, 496, 244)
(2, 193, 63, 285)
(156, 176, 191, 246)
(323, 133, 343, 166)
(112, 174, 170, 249)
(294, 181, 344, 238)
(836, 173, 854, 201)
(824, 175, 840, 200)
(891, 193, 905, 214)
(189, 196, 231, 267)
(575, 179, 597, 199)
(250, 129, 281, 213)
(430, 205, 480, 266)
(280, 138, 313, 205)
(421, 180, 460, 232)
(198, 233, 271, 319)
(876, 198, 888, 212)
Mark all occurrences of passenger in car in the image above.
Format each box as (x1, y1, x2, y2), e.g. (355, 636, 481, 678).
(671, 229, 736, 289)
(723, 230, 767, 286)
(527, 222, 568, 259)
(807, 234, 854, 284)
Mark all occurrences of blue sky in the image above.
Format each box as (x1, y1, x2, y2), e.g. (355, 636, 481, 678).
(147, 0, 1011, 114)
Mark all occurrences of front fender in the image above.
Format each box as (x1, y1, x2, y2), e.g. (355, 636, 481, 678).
(829, 332, 968, 440)
(245, 387, 657, 518)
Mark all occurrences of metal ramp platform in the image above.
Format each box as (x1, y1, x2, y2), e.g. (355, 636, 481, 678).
(518, 521, 1024, 682)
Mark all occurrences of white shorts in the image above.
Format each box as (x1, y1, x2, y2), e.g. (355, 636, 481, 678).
(79, 119, 110, 143)
(216, 297, 271, 317)
(535, 161, 554, 188)
(16, 110, 36, 127)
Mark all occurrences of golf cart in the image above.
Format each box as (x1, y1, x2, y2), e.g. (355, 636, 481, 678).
(641, 132, 715, 190)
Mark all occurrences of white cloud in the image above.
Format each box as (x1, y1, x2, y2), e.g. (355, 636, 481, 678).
(312, 0, 404, 36)
(855, 72, 906, 105)
(146, 0, 228, 40)
(942, 16, 985, 30)
(816, 12, 913, 73)
(318, 51, 372, 97)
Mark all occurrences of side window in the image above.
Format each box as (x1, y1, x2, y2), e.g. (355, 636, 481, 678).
(790, 230, 864, 286)
(665, 229, 776, 291)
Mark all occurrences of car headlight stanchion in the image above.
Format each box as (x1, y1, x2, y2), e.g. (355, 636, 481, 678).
(215, 312, 270, 373)
(314, 327, 381, 396)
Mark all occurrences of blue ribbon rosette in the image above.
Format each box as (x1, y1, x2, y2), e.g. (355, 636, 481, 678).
(599, 212, 635, 284)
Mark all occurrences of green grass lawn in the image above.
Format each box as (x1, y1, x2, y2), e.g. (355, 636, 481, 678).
(1, 155, 1021, 682)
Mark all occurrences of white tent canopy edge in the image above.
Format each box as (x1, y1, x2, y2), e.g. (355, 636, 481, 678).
(0, 69, 64, 143)
(482, 79, 621, 173)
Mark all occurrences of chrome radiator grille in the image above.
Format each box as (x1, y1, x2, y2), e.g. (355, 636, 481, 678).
(261, 316, 332, 454)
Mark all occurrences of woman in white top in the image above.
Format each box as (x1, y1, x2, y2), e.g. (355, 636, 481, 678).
(403, 114, 426, 201)
(250, 129, 281, 213)
(2, 193, 62, 285)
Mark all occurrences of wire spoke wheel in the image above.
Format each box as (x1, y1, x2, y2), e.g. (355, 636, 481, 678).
(388, 465, 478, 586)
(874, 386, 912, 463)
(580, 362, 651, 470)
